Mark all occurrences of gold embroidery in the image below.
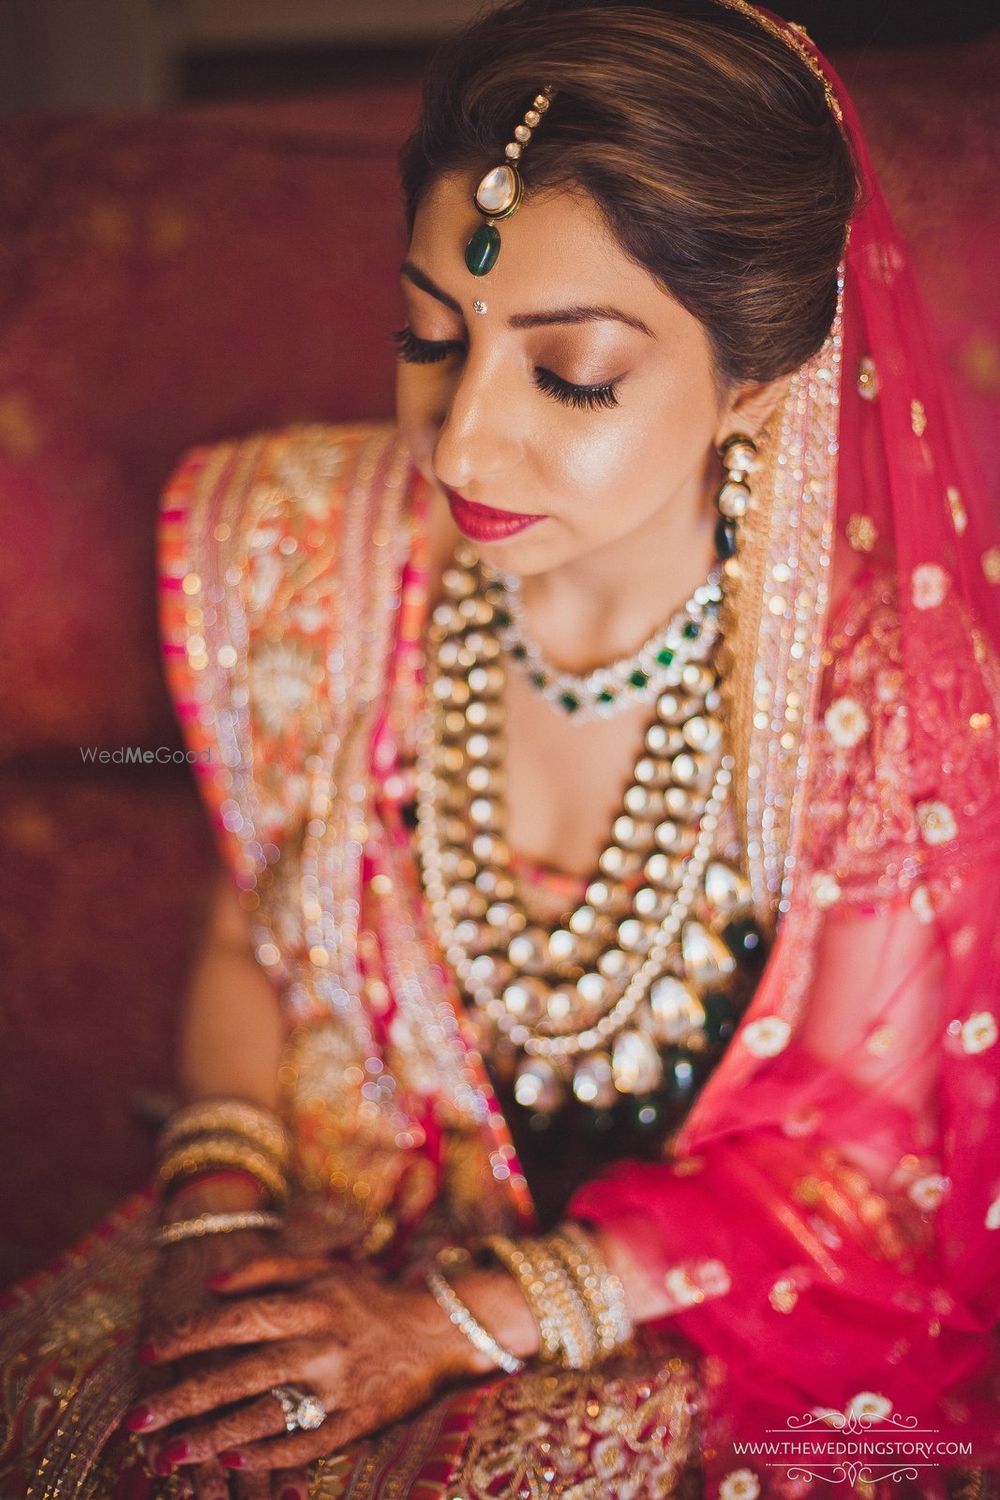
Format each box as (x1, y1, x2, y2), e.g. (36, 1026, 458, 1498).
(947, 486, 968, 535)
(912, 563, 950, 610)
(452, 1345, 699, 1498)
(768, 1276, 799, 1313)
(724, 274, 845, 931)
(846, 513, 878, 552)
(910, 399, 927, 436)
(856, 355, 879, 400)
(982, 547, 1000, 585)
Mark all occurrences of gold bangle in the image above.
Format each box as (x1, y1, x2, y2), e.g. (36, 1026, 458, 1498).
(154, 1210, 284, 1246)
(483, 1234, 598, 1369)
(547, 1224, 633, 1358)
(482, 1235, 562, 1363)
(529, 1238, 599, 1370)
(158, 1137, 289, 1205)
(158, 1099, 291, 1168)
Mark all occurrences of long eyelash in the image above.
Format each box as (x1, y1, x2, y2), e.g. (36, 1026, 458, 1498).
(533, 367, 620, 410)
(391, 327, 462, 365)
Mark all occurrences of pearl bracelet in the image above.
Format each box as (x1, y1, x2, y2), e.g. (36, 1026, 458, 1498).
(425, 1268, 524, 1376)
(153, 1210, 283, 1246)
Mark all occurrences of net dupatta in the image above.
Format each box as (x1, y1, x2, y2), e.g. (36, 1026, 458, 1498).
(570, 16, 1000, 1485)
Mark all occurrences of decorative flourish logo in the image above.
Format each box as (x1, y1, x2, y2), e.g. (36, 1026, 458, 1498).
(730, 1394, 974, 1487)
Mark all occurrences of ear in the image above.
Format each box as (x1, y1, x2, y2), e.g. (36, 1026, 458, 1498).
(712, 373, 792, 450)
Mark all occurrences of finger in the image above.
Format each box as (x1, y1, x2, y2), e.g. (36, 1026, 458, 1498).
(128, 1343, 308, 1433)
(150, 1392, 292, 1469)
(236, 1472, 271, 1500)
(208, 1255, 334, 1294)
(220, 1415, 354, 1472)
(271, 1467, 310, 1500)
(142, 1294, 330, 1364)
(189, 1456, 231, 1500)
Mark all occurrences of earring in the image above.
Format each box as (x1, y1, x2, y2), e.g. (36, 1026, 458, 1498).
(714, 433, 757, 561)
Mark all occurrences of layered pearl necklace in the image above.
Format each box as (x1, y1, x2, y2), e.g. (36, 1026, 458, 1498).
(416, 544, 756, 1117)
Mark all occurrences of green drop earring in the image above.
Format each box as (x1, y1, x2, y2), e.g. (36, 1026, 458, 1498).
(465, 86, 554, 277)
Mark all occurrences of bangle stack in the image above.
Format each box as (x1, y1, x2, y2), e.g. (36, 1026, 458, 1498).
(483, 1226, 633, 1371)
(156, 1098, 291, 1208)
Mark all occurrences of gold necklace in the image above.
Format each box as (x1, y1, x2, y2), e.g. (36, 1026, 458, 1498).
(416, 544, 759, 1117)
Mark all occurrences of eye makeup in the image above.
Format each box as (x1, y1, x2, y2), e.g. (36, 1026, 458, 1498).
(393, 327, 621, 410)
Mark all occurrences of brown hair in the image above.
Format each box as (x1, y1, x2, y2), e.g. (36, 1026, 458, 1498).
(399, 0, 859, 387)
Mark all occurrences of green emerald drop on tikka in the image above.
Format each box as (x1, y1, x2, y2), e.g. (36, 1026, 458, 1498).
(465, 223, 501, 277)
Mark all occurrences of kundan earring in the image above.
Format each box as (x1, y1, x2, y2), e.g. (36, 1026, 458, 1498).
(465, 86, 554, 277)
(713, 433, 757, 561)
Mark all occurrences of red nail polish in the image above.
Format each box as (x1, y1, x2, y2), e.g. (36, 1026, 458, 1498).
(136, 1341, 159, 1365)
(205, 1269, 232, 1288)
(153, 1453, 176, 1477)
(124, 1403, 155, 1432)
(161, 1438, 191, 1464)
(280, 1487, 302, 1500)
(219, 1450, 246, 1469)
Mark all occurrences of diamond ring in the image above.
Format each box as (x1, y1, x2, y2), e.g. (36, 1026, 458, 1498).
(270, 1384, 327, 1433)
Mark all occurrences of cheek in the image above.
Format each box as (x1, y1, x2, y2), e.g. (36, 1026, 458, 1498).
(395, 367, 438, 470)
(554, 368, 720, 525)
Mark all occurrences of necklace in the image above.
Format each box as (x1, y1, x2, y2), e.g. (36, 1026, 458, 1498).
(416, 544, 760, 1117)
(490, 563, 723, 720)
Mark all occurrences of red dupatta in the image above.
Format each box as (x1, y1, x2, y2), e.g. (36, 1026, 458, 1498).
(570, 23, 1000, 1498)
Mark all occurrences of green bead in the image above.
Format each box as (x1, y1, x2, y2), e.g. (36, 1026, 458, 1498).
(510, 643, 527, 661)
(493, 607, 512, 629)
(465, 223, 501, 277)
(629, 669, 649, 690)
(560, 692, 580, 714)
(715, 516, 737, 560)
(682, 621, 700, 640)
(531, 672, 546, 690)
(722, 916, 766, 974)
(665, 1056, 697, 1106)
(656, 647, 674, 667)
(598, 688, 616, 705)
(702, 991, 736, 1044)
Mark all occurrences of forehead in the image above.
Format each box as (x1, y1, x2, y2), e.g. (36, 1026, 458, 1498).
(408, 170, 686, 328)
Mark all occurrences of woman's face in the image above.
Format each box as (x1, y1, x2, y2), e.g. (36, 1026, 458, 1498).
(397, 172, 768, 579)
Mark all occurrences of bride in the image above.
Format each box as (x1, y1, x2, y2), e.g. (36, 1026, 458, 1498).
(3, 2, 998, 1497)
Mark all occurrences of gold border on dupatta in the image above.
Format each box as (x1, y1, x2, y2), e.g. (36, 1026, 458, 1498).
(723, 269, 845, 935)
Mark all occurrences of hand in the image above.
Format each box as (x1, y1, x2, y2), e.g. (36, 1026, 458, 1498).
(129, 1178, 309, 1500)
(130, 1253, 484, 1477)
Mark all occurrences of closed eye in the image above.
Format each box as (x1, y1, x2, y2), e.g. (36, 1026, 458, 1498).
(533, 367, 620, 410)
(393, 325, 621, 410)
(392, 327, 463, 364)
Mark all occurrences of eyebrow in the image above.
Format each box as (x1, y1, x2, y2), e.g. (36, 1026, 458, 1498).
(400, 260, 654, 338)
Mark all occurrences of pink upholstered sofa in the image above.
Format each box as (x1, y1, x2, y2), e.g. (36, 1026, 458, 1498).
(1, 42, 997, 1285)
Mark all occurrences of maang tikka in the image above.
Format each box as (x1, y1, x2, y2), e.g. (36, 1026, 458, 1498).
(465, 86, 555, 277)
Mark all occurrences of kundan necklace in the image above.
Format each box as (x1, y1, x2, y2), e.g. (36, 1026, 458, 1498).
(416, 543, 761, 1117)
(491, 564, 720, 720)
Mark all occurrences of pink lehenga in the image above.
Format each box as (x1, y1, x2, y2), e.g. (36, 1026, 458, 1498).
(2, 22, 1000, 1500)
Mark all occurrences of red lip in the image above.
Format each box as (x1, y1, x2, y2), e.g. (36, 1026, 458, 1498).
(442, 485, 546, 543)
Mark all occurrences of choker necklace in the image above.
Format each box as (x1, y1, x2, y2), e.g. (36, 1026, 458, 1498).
(416, 543, 761, 1118)
(489, 564, 723, 720)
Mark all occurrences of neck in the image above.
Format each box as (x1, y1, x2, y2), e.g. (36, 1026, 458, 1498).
(519, 472, 718, 676)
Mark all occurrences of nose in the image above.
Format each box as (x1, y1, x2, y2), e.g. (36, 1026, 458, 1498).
(432, 348, 524, 493)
